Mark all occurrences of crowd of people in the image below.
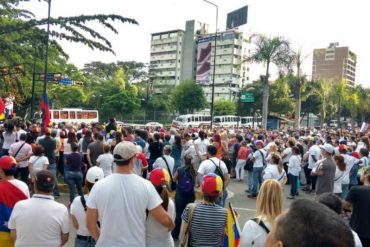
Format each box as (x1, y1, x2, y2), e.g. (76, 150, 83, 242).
(0, 117, 369, 247)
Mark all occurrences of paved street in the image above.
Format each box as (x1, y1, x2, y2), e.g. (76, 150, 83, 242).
(58, 176, 315, 247)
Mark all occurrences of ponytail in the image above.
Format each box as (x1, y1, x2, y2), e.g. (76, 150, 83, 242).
(277, 157, 283, 174)
(272, 153, 283, 173)
(158, 185, 170, 211)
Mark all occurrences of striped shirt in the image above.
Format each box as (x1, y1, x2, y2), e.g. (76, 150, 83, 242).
(182, 203, 227, 247)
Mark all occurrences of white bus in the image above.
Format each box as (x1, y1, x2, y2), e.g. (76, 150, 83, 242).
(172, 114, 211, 128)
(240, 116, 258, 128)
(49, 108, 99, 124)
(214, 115, 239, 127)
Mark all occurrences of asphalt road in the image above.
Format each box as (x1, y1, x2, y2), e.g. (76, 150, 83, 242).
(57, 176, 315, 247)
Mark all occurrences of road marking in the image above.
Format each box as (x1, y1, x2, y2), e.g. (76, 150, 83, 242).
(233, 207, 256, 212)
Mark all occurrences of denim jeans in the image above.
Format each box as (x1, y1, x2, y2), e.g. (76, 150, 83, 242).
(75, 237, 96, 247)
(247, 170, 253, 192)
(289, 174, 298, 196)
(172, 191, 195, 239)
(341, 184, 350, 199)
(64, 170, 83, 203)
(48, 163, 60, 197)
(216, 189, 228, 207)
(14, 167, 29, 185)
(251, 167, 263, 196)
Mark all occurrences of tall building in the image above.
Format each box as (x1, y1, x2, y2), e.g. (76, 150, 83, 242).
(197, 30, 251, 102)
(312, 43, 357, 85)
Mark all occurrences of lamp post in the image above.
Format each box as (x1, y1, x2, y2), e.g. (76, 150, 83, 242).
(203, 0, 218, 130)
(42, 0, 52, 126)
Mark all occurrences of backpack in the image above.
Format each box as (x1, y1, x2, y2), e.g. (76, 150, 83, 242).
(177, 168, 195, 193)
(209, 158, 225, 185)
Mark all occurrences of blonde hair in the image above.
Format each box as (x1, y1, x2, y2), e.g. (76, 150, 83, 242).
(269, 143, 278, 153)
(220, 132, 228, 142)
(256, 179, 283, 224)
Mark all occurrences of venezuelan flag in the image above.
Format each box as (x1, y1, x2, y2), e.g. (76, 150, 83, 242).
(224, 202, 241, 247)
(0, 180, 28, 247)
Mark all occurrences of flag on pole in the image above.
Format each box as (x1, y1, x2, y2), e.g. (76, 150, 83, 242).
(360, 122, 369, 133)
(40, 91, 50, 129)
(224, 202, 241, 247)
(0, 97, 5, 121)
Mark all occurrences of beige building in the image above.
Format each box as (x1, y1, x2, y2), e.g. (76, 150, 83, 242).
(312, 43, 357, 85)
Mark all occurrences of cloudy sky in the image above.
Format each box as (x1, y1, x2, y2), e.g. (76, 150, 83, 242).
(21, 0, 369, 86)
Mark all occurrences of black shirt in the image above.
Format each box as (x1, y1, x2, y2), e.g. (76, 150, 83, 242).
(149, 142, 163, 161)
(346, 186, 370, 238)
(39, 136, 56, 164)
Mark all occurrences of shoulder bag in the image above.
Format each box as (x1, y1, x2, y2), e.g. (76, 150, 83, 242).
(180, 203, 197, 247)
(162, 157, 176, 191)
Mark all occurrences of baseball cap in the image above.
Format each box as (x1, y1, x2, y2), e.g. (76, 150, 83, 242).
(351, 151, 360, 159)
(201, 173, 223, 196)
(86, 167, 104, 184)
(149, 168, 170, 187)
(319, 143, 334, 154)
(0, 156, 17, 170)
(255, 140, 264, 148)
(338, 144, 348, 152)
(113, 141, 139, 162)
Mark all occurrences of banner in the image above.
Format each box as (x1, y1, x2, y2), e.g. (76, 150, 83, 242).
(224, 202, 241, 247)
(0, 97, 4, 121)
(360, 122, 369, 133)
(196, 38, 212, 85)
(40, 92, 50, 129)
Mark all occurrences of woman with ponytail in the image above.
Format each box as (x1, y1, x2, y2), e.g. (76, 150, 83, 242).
(147, 168, 175, 247)
(263, 153, 287, 186)
(171, 154, 196, 240)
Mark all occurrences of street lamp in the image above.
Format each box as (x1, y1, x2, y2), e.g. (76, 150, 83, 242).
(203, 0, 218, 129)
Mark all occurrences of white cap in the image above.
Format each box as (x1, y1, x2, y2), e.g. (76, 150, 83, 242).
(86, 167, 104, 183)
(319, 143, 334, 155)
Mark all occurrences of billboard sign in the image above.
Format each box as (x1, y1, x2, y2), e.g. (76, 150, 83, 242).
(226, 6, 248, 29)
(196, 38, 212, 85)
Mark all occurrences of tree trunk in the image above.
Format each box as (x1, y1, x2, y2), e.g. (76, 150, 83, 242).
(261, 63, 270, 129)
(294, 83, 301, 130)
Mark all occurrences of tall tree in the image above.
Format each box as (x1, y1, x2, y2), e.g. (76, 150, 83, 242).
(247, 35, 291, 129)
(214, 99, 236, 116)
(311, 80, 331, 128)
(171, 80, 206, 114)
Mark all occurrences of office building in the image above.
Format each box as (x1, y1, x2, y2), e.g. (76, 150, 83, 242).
(312, 43, 357, 85)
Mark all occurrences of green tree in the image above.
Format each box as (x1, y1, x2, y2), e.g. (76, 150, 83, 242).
(171, 80, 206, 114)
(247, 35, 292, 129)
(332, 79, 350, 126)
(311, 80, 331, 128)
(214, 99, 236, 115)
(269, 75, 294, 115)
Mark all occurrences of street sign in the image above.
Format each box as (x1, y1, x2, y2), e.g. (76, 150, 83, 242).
(60, 78, 73, 85)
(241, 92, 254, 103)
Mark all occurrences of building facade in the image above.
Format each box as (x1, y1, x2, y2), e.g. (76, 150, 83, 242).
(312, 43, 357, 85)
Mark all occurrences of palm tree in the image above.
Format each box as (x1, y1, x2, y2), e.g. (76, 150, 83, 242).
(311, 80, 331, 129)
(247, 35, 292, 129)
(290, 50, 308, 130)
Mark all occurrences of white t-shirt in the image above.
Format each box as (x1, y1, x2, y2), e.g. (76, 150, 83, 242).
(146, 199, 175, 247)
(308, 145, 321, 169)
(253, 149, 266, 168)
(263, 164, 286, 183)
(9, 179, 30, 198)
(198, 157, 229, 176)
(29, 155, 49, 174)
(153, 155, 175, 175)
(8, 194, 69, 247)
(2, 131, 17, 149)
(287, 155, 302, 176)
(239, 217, 271, 247)
(282, 147, 292, 163)
(194, 139, 209, 156)
(342, 154, 358, 185)
(334, 167, 345, 193)
(96, 153, 114, 177)
(86, 173, 163, 247)
(70, 195, 90, 236)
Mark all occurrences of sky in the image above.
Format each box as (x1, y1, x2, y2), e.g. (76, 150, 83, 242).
(21, 0, 370, 86)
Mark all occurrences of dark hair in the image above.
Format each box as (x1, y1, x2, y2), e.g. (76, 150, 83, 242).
(163, 145, 172, 155)
(360, 148, 369, 158)
(4, 121, 15, 135)
(115, 132, 123, 144)
(184, 154, 196, 179)
(333, 155, 346, 171)
(3, 166, 16, 176)
(207, 145, 217, 156)
(67, 132, 77, 144)
(318, 193, 342, 215)
(153, 133, 160, 141)
(103, 144, 110, 153)
(19, 133, 27, 141)
(164, 134, 171, 141)
(288, 140, 295, 147)
(275, 199, 354, 247)
(271, 153, 284, 173)
(34, 145, 45, 156)
(361, 136, 370, 150)
(203, 194, 219, 203)
(96, 134, 104, 142)
(174, 135, 182, 149)
(199, 130, 206, 141)
(71, 143, 79, 152)
(292, 146, 300, 155)
(155, 185, 170, 211)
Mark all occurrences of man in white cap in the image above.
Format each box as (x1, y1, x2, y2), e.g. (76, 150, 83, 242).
(86, 141, 174, 247)
(71, 166, 104, 247)
(311, 143, 336, 195)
